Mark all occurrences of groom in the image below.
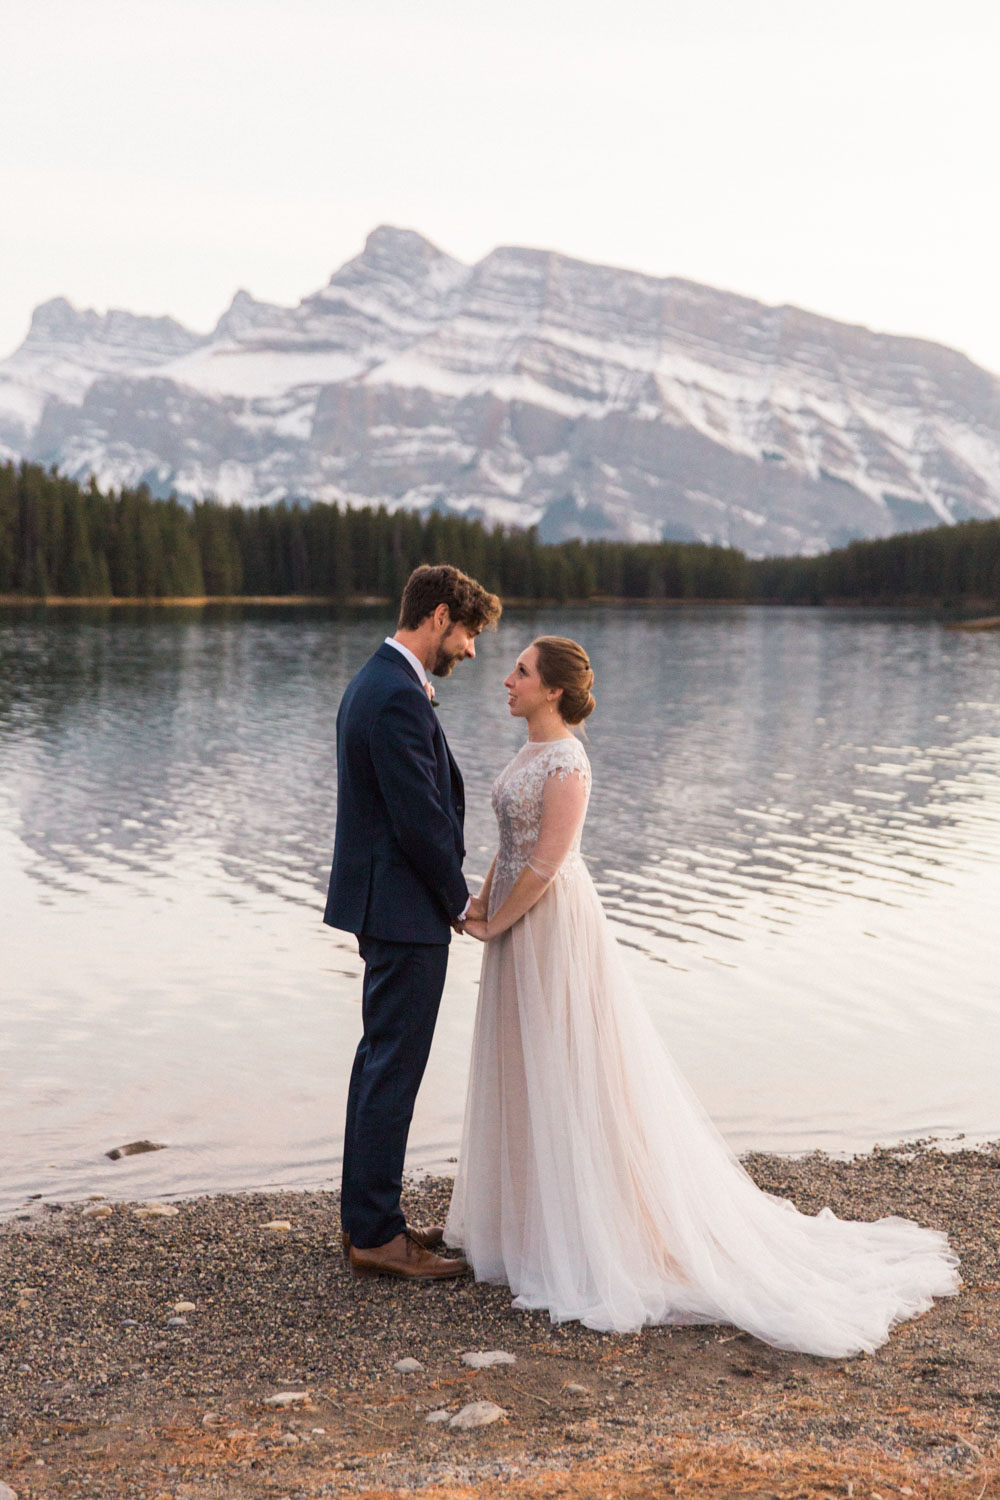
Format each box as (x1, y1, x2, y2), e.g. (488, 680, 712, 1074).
(325, 563, 502, 1279)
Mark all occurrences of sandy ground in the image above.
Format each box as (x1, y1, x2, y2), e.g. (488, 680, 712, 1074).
(2, 1143, 999, 1500)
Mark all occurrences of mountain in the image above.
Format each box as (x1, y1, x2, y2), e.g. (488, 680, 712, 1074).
(3, 225, 1000, 555)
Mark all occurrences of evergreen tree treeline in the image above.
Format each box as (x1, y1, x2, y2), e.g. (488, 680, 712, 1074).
(2, 461, 999, 606)
(753, 522, 1000, 605)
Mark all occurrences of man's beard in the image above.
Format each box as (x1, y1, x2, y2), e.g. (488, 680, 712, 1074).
(430, 632, 465, 677)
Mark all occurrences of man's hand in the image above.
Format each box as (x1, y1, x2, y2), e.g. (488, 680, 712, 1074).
(451, 918, 467, 936)
(466, 894, 488, 923)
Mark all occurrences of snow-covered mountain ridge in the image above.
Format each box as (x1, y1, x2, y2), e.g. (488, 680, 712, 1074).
(3, 225, 999, 554)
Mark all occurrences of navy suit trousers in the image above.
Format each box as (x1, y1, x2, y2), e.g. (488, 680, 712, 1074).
(341, 937, 449, 1248)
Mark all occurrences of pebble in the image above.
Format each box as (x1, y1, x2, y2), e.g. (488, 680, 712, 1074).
(133, 1202, 179, 1219)
(261, 1220, 292, 1231)
(172, 1301, 196, 1313)
(202, 1413, 224, 1428)
(166, 1316, 187, 1328)
(82, 1204, 113, 1220)
(263, 1392, 310, 1408)
(460, 1350, 516, 1369)
(394, 1357, 423, 1374)
(0, 1482, 18, 1500)
(310, 1427, 326, 1435)
(87, 1193, 107, 1201)
(280, 1432, 299, 1447)
(449, 1400, 507, 1431)
(106, 1140, 166, 1160)
(120, 1319, 139, 1327)
(564, 1383, 590, 1396)
(425, 1410, 451, 1424)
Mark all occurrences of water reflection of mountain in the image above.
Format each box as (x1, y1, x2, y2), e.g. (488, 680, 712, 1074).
(2, 606, 999, 955)
(0, 605, 386, 905)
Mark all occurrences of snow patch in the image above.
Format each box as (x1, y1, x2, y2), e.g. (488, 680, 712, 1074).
(158, 347, 362, 399)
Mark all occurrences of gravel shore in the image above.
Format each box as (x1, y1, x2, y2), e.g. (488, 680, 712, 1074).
(2, 1143, 998, 1499)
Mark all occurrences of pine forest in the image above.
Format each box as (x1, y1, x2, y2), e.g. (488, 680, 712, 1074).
(2, 461, 999, 608)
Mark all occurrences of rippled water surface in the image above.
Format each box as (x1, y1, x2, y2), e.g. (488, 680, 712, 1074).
(2, 604, 999, 1213)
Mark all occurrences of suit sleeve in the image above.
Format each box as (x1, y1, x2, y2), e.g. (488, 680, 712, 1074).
(369, 692, 469, 920)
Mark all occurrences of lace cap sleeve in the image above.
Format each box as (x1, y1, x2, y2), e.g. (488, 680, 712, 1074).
(536, 736, 591, 787)
(526, 739, 590, 883)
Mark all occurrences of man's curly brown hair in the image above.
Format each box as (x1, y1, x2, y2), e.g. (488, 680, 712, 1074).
(397, 564, 502, 633)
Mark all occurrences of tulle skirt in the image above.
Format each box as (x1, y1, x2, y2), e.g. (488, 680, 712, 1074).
(444, 859, 959, 1356)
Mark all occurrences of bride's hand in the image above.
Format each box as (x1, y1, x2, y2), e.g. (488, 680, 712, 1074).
(463, 918, 489, 942)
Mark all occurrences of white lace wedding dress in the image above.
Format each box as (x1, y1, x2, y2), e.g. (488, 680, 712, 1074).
(444, 736, 959, 1356)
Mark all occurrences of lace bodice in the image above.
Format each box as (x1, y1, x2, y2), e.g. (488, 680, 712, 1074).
(491, 737, 591, 909)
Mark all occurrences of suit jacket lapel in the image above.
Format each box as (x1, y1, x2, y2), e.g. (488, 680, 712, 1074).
(375, 640, 423, 689)
(376, 641, 463, 801)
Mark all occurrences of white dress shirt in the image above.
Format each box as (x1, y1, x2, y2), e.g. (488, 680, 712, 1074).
(384, 637, 470, 923)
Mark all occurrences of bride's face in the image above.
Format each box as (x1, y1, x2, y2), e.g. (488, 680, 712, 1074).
(504, 646, 555, 719)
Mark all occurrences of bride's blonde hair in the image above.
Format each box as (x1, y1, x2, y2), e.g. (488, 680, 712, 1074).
(532, 637, 596, 726)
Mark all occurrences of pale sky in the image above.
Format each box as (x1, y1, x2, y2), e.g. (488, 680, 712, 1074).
(4, 0, 999, 370)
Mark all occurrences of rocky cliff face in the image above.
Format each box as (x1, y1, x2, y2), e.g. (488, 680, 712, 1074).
(3, 226, 999, 554)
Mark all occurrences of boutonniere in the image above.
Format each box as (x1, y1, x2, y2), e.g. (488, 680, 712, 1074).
(430, 696, 440, 709)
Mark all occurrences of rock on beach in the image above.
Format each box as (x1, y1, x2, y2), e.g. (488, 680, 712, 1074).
(105, 1140, 166, 1160)
(449, 1400, 507, 1430)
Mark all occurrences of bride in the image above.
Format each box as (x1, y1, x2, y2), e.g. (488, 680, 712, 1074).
(446, 636, 959, 1356)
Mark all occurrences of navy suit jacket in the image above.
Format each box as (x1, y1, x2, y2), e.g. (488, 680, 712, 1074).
(324, 643, 469, 945)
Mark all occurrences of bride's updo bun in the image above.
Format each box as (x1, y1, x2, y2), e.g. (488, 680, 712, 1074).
(533, 636, 596, 726)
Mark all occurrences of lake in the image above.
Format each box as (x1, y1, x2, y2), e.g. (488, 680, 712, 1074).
(1, 604, 998, 1215)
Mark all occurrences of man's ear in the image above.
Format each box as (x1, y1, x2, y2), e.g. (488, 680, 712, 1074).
(434, 603, 451, 630)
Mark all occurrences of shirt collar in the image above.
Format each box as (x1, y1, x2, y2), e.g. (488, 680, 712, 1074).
(384, 636, 428, 688)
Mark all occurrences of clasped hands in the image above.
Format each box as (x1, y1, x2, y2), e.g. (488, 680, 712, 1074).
(453, 892, 489, 941)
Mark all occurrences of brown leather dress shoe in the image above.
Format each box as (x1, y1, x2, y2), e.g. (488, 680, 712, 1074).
(341, 1225, 445, 1261)
(348, 1230, 468, 1281)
